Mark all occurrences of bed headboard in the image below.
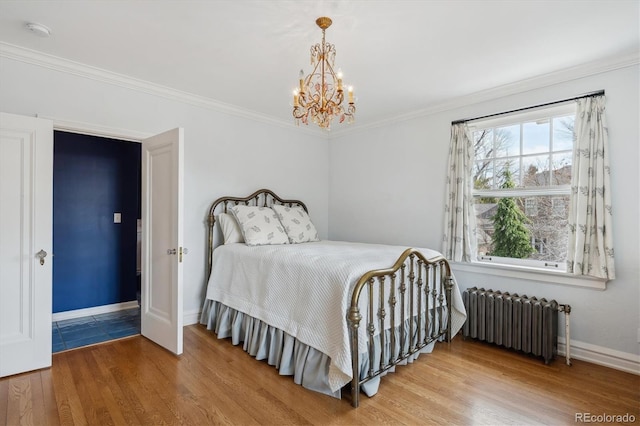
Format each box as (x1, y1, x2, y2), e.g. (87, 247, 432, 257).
(206, 188, 308, 279)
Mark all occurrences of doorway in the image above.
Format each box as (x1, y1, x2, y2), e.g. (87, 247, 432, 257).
(51, 131, 141, 352)
(1, 113, 184, 377)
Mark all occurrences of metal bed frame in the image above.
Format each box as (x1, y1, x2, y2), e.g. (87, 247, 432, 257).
(206, 189, 453, 407)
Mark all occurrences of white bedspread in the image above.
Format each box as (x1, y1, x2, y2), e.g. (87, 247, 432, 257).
(205, 240, 467, 392)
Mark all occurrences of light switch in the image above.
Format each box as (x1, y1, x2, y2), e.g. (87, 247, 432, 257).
(114, 213, 122, 223)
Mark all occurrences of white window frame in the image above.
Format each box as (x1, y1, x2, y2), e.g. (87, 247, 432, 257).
(469, 103, 575, 272)
(449, 260, 606, 290)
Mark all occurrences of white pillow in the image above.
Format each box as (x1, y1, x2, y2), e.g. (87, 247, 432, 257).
(272, 204, 319, 244)
(218, 213, 244, 244)
(230, 205, 289, 246)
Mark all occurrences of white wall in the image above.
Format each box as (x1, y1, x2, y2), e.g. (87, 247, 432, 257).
(2, 50, 637, 369)
(329, 65, 640, 362)
(0, 56, 330, 322)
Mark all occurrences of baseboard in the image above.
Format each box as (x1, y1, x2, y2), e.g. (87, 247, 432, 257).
(558, 337, 640, 375)
(55, 304, 201, 325)
(184, 309, 202, 326)
(52, 301, 139, 322)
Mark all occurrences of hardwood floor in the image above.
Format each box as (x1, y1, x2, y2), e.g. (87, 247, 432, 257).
(2, 324, 638, 425)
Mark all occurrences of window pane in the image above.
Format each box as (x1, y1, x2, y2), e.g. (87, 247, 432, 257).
(521, 155, 550, 187)
(526, 195, 569, 262)
(474, 160, 493, 190)
(553, 115, 575, 151)
(495, 125, 520, 157)
(473, 195, 568, 263)
(494, 159, 519, 188)
(551, 153, 572, 185)
(474, 129, 494, 159)
(473, 200, 497, 257)
(523, 121, 550, 155)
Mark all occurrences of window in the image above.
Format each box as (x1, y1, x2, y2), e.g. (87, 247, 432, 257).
(470, 103, 575, 270)
(551, 197, 566, 216)
(525, 198, 538, 216)
(531, 237, 548, 255)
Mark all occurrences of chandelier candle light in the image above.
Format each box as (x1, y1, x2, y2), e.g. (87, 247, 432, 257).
(292, 17, 356, 129)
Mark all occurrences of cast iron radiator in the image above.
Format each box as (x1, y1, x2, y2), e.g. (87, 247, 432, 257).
(462, 287, 572, 365)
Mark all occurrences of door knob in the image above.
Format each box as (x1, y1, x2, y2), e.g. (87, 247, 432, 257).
(36, 249, 47, 265)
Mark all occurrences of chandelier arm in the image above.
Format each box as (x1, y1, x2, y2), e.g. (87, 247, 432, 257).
(309, 91, 322, 108)
(324, 59, 340, 112)
(322, 59, 339, 84)
(305, 60, 322, 93)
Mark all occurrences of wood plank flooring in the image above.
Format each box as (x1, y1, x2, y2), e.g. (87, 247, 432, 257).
(2, 324, 638, 425)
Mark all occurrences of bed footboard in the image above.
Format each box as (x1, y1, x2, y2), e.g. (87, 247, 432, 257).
(348, 248, 453, 408)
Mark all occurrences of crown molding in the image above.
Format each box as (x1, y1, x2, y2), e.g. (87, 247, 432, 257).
(330, 50, 640, 138)
(0, 42, 327, 139)
(1, 42, 636, 141)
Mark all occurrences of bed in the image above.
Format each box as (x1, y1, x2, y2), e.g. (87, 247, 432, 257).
(200, 189, 467, 407)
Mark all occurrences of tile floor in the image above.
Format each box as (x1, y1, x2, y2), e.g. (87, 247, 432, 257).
(52, 307, 140, 353)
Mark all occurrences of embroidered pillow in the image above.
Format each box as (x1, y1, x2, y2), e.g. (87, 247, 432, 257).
(272, 204, 319, 244)
(230, 205, 289, 246)
(217, 213, 244, 244)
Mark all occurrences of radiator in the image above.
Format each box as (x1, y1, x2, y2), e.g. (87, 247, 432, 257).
(462, 287, 571, 365)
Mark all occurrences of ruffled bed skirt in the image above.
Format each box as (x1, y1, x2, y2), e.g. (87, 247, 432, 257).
(200, 300, 440, 399)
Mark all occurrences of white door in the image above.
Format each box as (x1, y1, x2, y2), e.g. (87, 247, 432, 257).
(140, 128, 184, 355)
(0, 113, 53, 377)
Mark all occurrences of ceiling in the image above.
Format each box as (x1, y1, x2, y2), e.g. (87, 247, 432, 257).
(0, 1, 638, 129)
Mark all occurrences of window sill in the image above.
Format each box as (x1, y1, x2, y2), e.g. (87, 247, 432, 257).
(449, 261, 607, 290)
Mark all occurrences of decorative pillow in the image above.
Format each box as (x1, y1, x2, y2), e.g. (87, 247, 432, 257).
(230, 205, 289, 246)
(272, 204, 319, 244)
(217, 213, 244, 244)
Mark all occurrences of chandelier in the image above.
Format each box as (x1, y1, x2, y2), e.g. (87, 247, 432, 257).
(292, 17, 356, 129)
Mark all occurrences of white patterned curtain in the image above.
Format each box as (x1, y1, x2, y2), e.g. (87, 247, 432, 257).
(442, 123, 477, 262)
(567, 95, 615, 279)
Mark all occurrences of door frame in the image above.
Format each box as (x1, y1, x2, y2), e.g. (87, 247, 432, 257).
(42, 115, 177, 335)
(51, 127, 144, 320)
(45, 117, 185, 354)
(40, 116, 153, 143)
(42, 114, 184, 352)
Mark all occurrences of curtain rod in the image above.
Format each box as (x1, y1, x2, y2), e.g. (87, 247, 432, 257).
(451, 90, 605, 125)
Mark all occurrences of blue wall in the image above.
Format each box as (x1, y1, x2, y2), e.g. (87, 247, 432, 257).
(53, 131, 141, 313)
